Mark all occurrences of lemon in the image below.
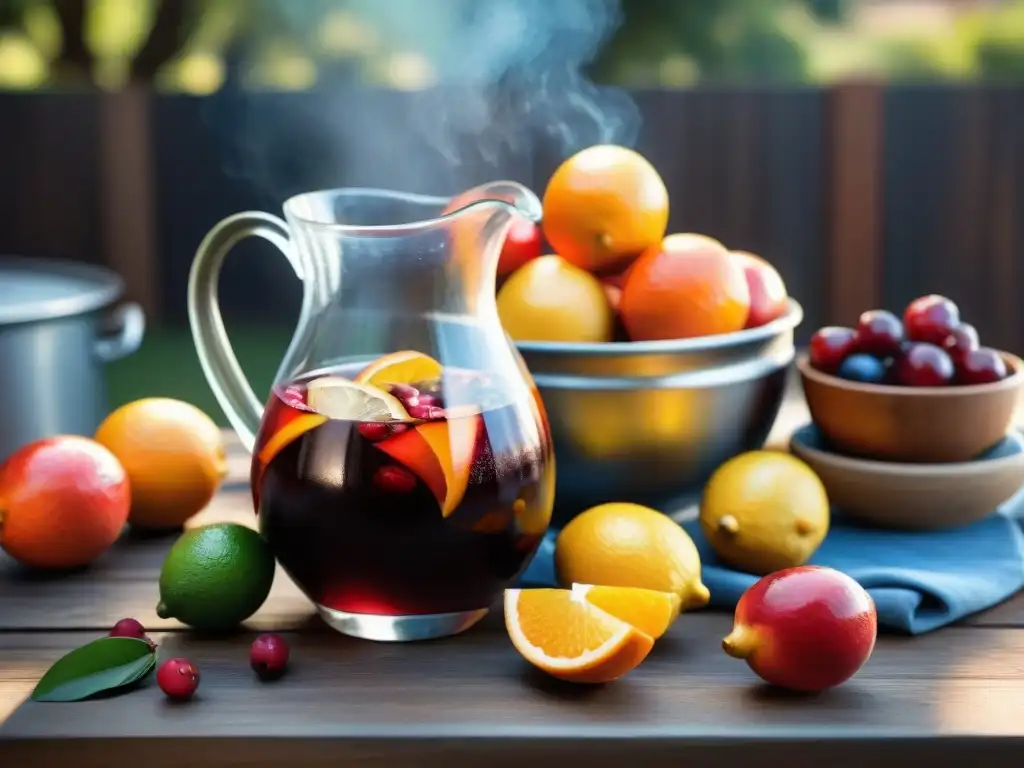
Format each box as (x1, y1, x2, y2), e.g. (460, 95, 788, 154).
(306, 376, 409, 420)
(554, 502, 710, 612)
(700, 451, 830, 576)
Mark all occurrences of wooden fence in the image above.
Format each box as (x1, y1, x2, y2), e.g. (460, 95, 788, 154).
(1, 83, 1022, 350)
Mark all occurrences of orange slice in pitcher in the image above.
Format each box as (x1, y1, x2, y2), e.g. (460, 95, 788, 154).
(355, 351, 444, 389)
(256, 413, 328, 469)
(572, 583, 681, 639)
(504, 587, 654, 683)
(376, 408, 482, 517)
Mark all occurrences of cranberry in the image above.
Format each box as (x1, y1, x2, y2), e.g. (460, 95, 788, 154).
(407, 404, 445, 420)
(943, 323, 979, 364)
(281, 385, 306, 409)
(250, 633, 290, 681)
(894, 343, 955, 387)
(957, 347, 1008, 385)
(357, 422, 390, 442)
(388, 384, 419, 402)
(389, 423, 409, 435)
(855, 310, 903, 357)
(157, 658, 200, 701)
(109, 617, 146, 640)
(416, 394, 441, 408)
(903, 295, 960, 345)
(809, 327, 858, 374)
(373, 465, 417, 494)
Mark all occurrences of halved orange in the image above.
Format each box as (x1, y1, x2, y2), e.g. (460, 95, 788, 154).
(504, 587, 654, 683)
(376, 412, 482, 516)
(354, 351, 444, 389)
(572, 583, 681, 639)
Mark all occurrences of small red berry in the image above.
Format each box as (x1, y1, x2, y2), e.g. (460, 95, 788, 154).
(416, 394, 441, 408)
(389, 423, 409, 435)
(407, 404, 445, 420)
(109, 618, 146, 640)
(388, 383, 419, 401)
(373, 465, 418, 494)
(250, 633, 290, 680)
(357, 422, 390, 441)
(157, 658, 200, 701)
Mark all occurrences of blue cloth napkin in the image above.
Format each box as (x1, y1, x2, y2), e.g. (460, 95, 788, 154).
(517, 486, 1024, 636)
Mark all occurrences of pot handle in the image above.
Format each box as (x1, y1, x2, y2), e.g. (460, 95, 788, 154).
(94, 302, 146, 363)
(187, 212, 306, 453)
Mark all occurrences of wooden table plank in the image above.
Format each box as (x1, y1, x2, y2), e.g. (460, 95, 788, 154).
(4, 618, 1024, 765)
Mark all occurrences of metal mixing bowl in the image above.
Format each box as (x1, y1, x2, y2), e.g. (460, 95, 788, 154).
(516, 300, 803, 525)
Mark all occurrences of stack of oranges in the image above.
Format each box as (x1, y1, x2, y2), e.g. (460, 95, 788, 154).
(491, 145, 790, 344)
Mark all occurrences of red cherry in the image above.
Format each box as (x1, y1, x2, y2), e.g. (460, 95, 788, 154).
(357, 422, 390, 442)
(373, 465, 417, 494)
(498, 218, 543, 277)
(723, 566, 877, 692)
(809, 327, 858, 374)
(416, 394, 441, 408)
(854, 310, 903, 357)
(388, 384, 420, 402)
(250, 633, 290, 681)
(407, 404, 445, 420)
(388, 423, 409, 436)
(903, 295, 960, 345)
(109, 617, 146, 640)
(157, 658, 200, 701)
(957, 347, 1008, 385)
(281, 385, 306, 409)
(894, 343, 954, 386)
(943, 323, 979, 364)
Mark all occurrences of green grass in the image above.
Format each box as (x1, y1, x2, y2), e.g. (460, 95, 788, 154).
(104, 325, 295, 426)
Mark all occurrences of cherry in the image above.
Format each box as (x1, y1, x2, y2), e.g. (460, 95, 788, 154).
(854, 310, 903, 357)
(373, 465, 417, 494)
(903, 295, 960, 346)
(894, 343, 954, 387)
(357, 422, 390, 442)
(250, 633, 290, 681)
(388, 384, 419, 402)
(957, 347, 1008, 385)
(837, 354, 887, 384)
(388, 423, 409, 436)
(809, 327, 858, 374)
(109, 617, 146, 640)
(157, 658, 200, 701)
(281, 385, 306, 409)
(416, 394, 441, 408)
(943, 323, 979, 364)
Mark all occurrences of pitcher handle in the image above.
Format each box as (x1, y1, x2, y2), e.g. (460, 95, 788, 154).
(187, 212, 305, 452)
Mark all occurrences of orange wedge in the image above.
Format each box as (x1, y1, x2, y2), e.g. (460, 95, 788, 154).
(572, 583, 681, 639)
(257, 412, 328, 468)
(504, 587, 654, 683)
(376, 411, 481, 517)
(355, 351, 444, 389)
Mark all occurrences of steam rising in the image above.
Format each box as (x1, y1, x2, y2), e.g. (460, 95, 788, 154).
(216, 0, 640, 197)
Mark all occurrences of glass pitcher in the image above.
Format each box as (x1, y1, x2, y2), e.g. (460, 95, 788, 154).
(187, 183, 555, 642)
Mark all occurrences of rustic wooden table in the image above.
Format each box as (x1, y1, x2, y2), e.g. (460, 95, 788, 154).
(3, 393, 1024, 767)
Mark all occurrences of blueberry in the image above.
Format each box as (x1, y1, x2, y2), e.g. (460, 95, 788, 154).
(836, 353, 887, 384)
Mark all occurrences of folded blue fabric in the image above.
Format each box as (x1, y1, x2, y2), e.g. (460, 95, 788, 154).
(517, 490, 1024, 636)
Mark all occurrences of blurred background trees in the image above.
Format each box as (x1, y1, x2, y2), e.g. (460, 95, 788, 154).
(0, 0, 1021, 91)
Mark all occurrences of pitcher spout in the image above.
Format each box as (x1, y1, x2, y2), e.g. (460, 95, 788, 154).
(443, 180, 543, 225)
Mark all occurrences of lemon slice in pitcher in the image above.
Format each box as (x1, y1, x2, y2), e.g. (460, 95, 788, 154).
(306, 377, 410, 421)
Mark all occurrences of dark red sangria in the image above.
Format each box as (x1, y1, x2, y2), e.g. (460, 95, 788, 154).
(251, 351, 554, 641)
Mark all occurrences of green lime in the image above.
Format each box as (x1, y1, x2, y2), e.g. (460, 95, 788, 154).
(156, 523, 275, 632)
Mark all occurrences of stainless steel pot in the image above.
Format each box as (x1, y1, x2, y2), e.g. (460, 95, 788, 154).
(0, 256, 145, 461)
(516, 300, 803, 525)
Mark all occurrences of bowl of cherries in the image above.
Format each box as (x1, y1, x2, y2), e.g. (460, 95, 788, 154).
(798, 294, 1023, 463)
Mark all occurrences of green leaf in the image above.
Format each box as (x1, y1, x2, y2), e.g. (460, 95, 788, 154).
(31, 637, 157, 702)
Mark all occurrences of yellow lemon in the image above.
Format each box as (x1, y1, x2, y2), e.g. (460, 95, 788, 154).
(700, 451, 830, 576)
(554, 502, 710, 612)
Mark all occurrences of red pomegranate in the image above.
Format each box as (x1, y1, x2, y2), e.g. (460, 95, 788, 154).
(722, 565, 877, 692)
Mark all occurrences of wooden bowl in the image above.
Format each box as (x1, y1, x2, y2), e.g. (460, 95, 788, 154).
(797, 351, 1024, 463)
(790, 424, 1024, 530)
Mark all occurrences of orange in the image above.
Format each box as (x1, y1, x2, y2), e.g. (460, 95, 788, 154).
(355, 351, 443, 389)
(497, 255, 615, 343)
(555, 502, 711, 612)
(504, 587, 654, 683)
(375, 411, 482, 517)
(620, 233, 750, 341)
(572, 583, 681, 639)
(542, 145, 668, 275)
(94, 398, 227, 530)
